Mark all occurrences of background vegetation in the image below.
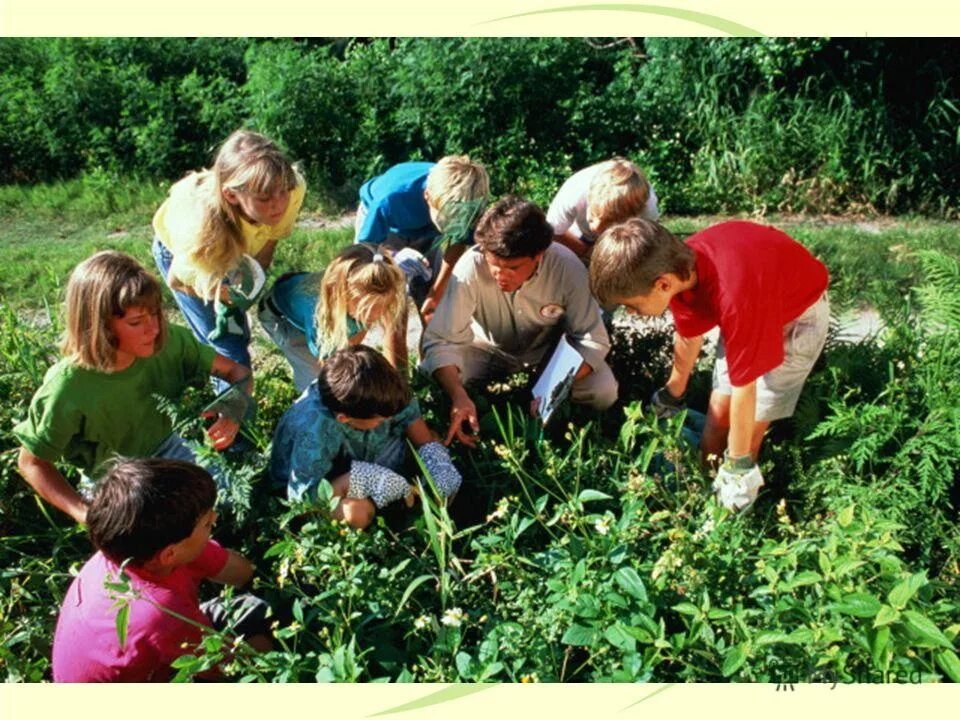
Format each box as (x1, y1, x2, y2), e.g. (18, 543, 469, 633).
(1, 38, 958, 215)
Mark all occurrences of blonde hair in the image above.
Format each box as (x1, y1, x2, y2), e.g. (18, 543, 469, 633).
(61, 251, 168, 372)
(188, 129, 301, 300)
(586, 157, 651, 233)
(425, 155, 490, 231)
(315, 245, 407, 358)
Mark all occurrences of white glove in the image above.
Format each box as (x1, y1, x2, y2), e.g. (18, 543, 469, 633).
(393, 247, 432, 284)
(417, 441, 462, 498)
(347, 461, 414, 509)
(712, 462, 764, 512)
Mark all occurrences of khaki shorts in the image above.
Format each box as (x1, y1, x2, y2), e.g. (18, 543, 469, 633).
(713, 292, 829, 422)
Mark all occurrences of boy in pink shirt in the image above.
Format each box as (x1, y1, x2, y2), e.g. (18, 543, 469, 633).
(52, 458, 269, 682)
(590, 219, 829, 511)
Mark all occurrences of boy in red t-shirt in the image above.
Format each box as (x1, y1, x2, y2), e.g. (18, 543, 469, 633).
(52, 458, 270, 682)
(590, 219, 829, 511)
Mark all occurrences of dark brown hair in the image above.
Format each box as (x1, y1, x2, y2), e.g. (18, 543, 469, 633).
(88, 458, 217, 565)
(317, 345, 411, 419)
(589, 218, 696, 305)
(474, 196, 553, 259)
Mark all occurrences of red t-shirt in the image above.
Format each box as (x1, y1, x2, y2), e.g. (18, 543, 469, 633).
(52, 539, 228, 682)
(670, 221, 829, 386)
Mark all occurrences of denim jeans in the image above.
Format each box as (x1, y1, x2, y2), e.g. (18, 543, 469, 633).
(152, 236, 251, 393)
(257, 291, 321, 393)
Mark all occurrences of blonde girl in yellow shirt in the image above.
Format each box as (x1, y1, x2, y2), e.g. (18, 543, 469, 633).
(152, 129, 306, 389)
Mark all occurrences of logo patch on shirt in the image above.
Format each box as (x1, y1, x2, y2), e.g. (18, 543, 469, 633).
(540, 304, 565, 320)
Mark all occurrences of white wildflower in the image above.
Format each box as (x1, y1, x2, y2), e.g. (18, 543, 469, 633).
(594, 515, 613, 536)
(441, 607, 465, 627)
(414, 615, 431, 630)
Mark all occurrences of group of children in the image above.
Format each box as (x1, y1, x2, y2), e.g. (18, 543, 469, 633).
(14, 129, 829, 682)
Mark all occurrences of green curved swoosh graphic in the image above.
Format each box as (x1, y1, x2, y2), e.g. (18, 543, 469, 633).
(622, 683, 677, 710)
(370, 684, 497, 716)
(482, 4, 764, 36)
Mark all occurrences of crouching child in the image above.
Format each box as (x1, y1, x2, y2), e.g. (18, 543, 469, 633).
(52, 458, 271, 682)
(271, 345, 462, 529)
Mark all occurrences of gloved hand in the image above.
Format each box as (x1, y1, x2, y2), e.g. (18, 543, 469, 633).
(712, 453, 764, 511)
(417, 441, 462, 498)
(207, 301, 247, 341)
(227, 285, 259, 312)
(651, 386, 686, 419)
(392, 247, 433, 284)
(203, 379, 254, 424)
(347, 460, 416, 509)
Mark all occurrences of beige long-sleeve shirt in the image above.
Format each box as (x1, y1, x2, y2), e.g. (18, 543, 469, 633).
(421, 243, 610, 374)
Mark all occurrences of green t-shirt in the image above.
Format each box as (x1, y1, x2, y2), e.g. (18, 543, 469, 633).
(13, 325, 217, 477)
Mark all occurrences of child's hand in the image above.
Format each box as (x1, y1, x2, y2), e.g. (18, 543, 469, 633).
(204, 414, 240, 450)
(404, 485, 418, 508)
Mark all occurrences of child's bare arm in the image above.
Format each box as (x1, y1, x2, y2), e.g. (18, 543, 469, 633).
(211, 549, 255, 588)
(404, 418, 436, 447)
(553, 232, 592, 259)
(666, 333, 703, 398)
(17, 447, 88, 524)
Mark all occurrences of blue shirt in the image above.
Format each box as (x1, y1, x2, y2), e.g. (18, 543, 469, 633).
(269, 273, 363, 359)
(358, 162, 439, 250)
(270, 383, 422, 502)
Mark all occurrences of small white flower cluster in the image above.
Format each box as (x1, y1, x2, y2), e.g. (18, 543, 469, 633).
(593, 514, 613, 536)
(413, 615, 431, 630)
(441, 607, 466, 628)
(486, 496, 511, 522)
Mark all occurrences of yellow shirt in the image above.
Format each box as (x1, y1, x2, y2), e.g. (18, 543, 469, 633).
(152, 171, 306, 295)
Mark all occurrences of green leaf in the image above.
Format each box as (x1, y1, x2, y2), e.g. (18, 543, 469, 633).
(115, 603, 130, 649)
(830, 593, 882, 618)
(603, 624, 636, 651)
(754, 631, 791, 646)
(837, 504, 855, 527)
(578, 489, 613, 503)
(872, 626, 891, 670)
(902, 611, 953, 649)
(784, 570, 822, 589)
(394, 574, 435, 617)
(873, 605, 900, 628)
(455, 651, 474, 679)
(888, 572, 927, 610)
(561, 623, 597, 647)
(935, 649, 960, 682)
(673, 602, 700, 617)
(722, 643, 748, 677)
(613, 567, 648, 602)
(292, 598, 304, 625)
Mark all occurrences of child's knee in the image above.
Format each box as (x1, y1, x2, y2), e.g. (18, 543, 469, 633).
(707, 391, 732, 426)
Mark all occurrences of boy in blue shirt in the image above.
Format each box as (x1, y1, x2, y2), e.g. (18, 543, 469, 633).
(270, 345, 462, 528)
(355, 156, 489, 323)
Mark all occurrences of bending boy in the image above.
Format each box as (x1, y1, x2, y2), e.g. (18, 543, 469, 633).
(590, 219, 829, 510)
(547, 157, 659, 260)
(422, 197, 618, 447)
(355, 156, 489, 322)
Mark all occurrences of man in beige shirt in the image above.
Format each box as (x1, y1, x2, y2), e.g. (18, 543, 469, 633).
(421, 197, 618, 447)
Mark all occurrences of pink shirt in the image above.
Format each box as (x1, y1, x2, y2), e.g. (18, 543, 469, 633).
(670, 221, 829, 386)
(52, 540, 228, 682)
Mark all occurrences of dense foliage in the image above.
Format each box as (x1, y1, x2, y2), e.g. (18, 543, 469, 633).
(1, 38, 958, 215)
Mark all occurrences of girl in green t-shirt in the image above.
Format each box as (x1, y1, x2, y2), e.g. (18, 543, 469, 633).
(14, 251, 252, 524)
